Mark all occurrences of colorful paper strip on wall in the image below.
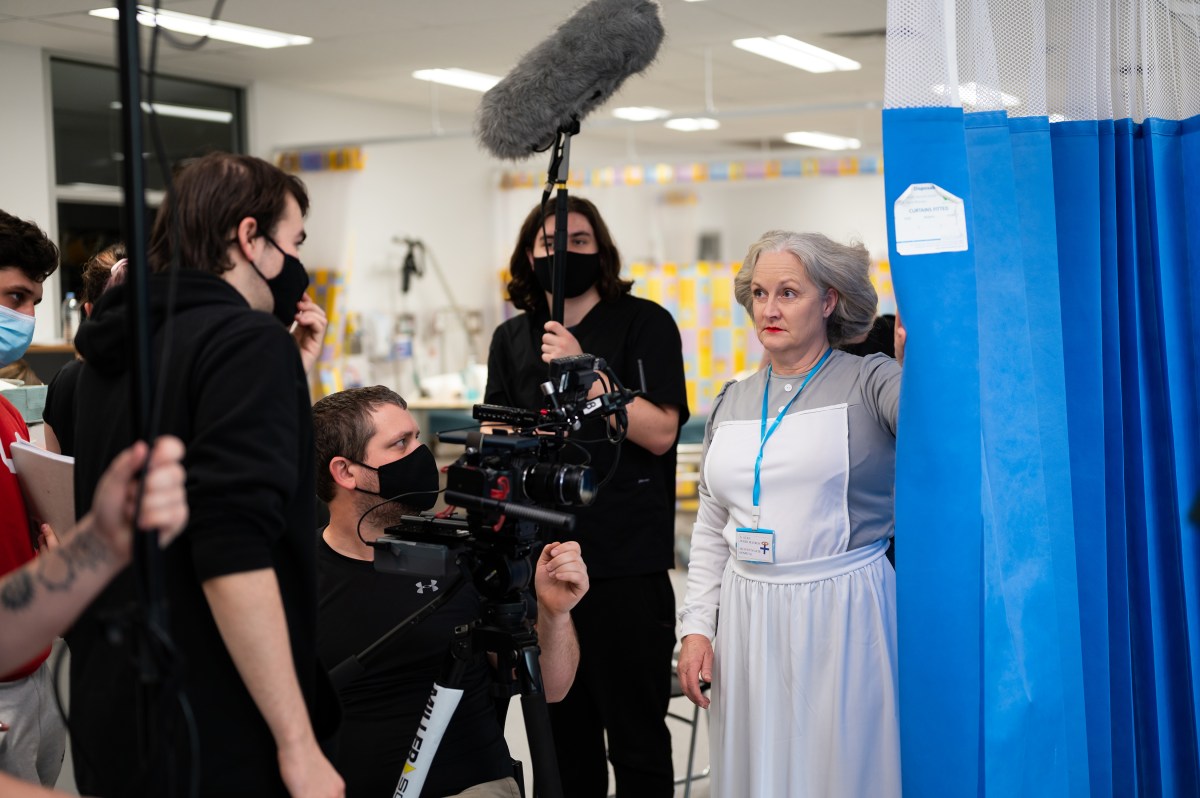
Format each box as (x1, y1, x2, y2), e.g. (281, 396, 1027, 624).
(277, 147, 364, 173)
(499, 155, 882, 190)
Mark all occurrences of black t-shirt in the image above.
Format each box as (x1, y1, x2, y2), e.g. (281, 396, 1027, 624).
(42, 357, 82, 455)
(484, 294, 689, 578)
(316, 535, 512, 798)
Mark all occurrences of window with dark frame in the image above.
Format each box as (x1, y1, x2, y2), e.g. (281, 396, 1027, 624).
(50, 57, 245, 303)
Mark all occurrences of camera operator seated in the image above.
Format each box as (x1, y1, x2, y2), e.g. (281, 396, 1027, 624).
(313, 386, 588, 798)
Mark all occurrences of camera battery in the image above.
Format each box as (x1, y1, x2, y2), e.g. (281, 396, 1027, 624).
(373, 537, 453, 578)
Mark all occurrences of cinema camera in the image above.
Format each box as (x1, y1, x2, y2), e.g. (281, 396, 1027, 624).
(373, 353, 639, 594)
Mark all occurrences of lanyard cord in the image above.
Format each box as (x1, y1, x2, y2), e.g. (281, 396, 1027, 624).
(752, 348, 833, 524)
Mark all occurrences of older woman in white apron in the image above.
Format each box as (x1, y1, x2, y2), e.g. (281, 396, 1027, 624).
(677, 230, 902, 797)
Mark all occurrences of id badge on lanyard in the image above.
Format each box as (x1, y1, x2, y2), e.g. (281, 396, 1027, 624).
(735, 527, 777, 564)
(738, 349, 832, 565)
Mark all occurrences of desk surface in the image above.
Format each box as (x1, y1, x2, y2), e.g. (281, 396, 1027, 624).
(406, 398, 475, 410)
(22, 345, 76, 385)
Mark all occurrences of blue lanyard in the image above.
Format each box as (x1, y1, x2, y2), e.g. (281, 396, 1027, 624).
(752, 348, 833, 524)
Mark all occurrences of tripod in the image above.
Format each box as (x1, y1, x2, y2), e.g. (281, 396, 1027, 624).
(396, 575, 561, 798)
(395, 491, 571, 798)
(331, 493, 576, 798)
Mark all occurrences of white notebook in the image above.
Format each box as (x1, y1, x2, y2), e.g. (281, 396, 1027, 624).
(10, 438, 75, 539)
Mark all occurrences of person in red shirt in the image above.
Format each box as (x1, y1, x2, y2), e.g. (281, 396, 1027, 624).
(0, 209, 63, 788)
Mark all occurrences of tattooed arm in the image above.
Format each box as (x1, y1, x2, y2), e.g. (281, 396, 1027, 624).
(0, 770, 77, 797)
(0, 437, 187, 673)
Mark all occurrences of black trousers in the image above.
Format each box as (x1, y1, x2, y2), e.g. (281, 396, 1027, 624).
(547, 572, 676, 798)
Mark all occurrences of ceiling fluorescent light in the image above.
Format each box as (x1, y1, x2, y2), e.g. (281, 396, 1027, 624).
(784, 131, 861, 150)
(612, 106, 672, 121)
(732, 36, 860, 73)
(90, 6, 311, 49)
(110, 100, 233, 124)
(412, 68, 502, 92)
(664, 117, 720, 132)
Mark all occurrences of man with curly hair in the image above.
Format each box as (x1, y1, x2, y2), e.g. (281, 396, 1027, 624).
(0, 208, 64, 788)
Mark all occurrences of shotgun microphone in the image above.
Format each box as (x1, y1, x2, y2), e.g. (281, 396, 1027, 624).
(475, 0, 665, 161)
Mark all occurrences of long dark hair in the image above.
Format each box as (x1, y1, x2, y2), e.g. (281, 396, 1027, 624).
(505, 196, 632, 313)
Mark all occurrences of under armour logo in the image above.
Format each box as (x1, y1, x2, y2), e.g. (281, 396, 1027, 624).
(415, 580, 439, 594)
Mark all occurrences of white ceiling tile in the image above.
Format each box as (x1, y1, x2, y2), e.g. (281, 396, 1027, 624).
(1, 0, 888, 149)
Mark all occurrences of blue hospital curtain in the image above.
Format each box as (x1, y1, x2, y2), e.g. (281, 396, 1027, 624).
(883, 1, 1200, 795)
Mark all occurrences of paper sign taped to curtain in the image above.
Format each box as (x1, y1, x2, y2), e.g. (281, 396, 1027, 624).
(893, 183, 969, 255)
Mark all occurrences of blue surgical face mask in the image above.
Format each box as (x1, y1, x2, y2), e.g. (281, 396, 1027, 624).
(0, 304, 36, 367)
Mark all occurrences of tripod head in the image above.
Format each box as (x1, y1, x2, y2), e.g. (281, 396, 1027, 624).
(373, 511, 544, 610)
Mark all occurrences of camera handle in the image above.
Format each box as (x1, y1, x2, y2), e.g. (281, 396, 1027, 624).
(444, 490, 577, 532)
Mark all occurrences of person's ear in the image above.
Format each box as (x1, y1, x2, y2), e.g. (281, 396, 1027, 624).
(234, 216, 261, 264)
(83, 301, 94, 318)
(823, 287, 839, 318)
(329, 456, 358, 492)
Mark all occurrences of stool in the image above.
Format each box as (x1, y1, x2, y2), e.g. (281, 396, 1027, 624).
(668, 647, 710, 797)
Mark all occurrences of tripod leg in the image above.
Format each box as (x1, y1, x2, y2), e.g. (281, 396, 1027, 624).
(516, 645, 563, 798)
(395, 682, 464, 797)
(395, 625, 474, 797)
(511, 759, 526, 798)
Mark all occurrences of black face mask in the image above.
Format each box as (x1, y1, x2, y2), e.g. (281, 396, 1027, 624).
(256, 233, 311, 327)
(532, 251, 602, 299)
(350, 444, 440, 511)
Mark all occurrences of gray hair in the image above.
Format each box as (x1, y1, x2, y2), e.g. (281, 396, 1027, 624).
(733, 231, 877, 347)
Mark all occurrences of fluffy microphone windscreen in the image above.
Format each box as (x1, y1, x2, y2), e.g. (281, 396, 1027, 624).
(475, 0, 665, 161)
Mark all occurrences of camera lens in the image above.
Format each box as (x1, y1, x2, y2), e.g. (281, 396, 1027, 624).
(522, 462, 596, 506)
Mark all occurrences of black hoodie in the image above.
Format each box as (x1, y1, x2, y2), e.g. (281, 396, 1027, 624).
(67, 269, 321, 797)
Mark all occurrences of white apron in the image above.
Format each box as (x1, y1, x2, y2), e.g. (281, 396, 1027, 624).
(705, 404, 900, 798)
